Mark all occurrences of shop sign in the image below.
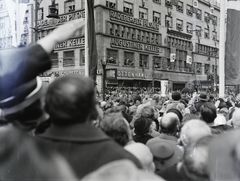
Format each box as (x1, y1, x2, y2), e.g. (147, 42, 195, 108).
(110, 38, 162, 54)
(117, 70, 147, 79)
(37, 10, 85, 28)
(110, 10, 159, 31)
(153, 73, 163, 80)
(41, 70, 85, 77)
(54, 37, 85, 50)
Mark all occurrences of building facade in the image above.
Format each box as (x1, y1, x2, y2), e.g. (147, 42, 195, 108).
(3, 0, 221, 92)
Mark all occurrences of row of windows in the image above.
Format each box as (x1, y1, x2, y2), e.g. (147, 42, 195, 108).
(108, 22, 161, 45)
(107, 0, 218, 26)
(166, 37, 192, 51)
(0, 37, 12, 49)
(50, 48, 214, 76)
(195, 43, 218, 57)
(166, 16, 218, 40)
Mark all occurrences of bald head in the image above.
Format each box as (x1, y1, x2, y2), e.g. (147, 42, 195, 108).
(160, 112, 180, 134)
(45, 75, 96, 125)
(232, 108, 240, 128)
(180, 119, 211, 148)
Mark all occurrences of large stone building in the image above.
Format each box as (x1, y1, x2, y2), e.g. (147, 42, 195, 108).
(2, 0, 221, 92)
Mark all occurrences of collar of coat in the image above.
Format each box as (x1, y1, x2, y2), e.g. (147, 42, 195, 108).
(37, 122, 110, 142)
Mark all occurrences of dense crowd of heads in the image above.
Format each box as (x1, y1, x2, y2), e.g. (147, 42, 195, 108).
(1, 18, 240, 181)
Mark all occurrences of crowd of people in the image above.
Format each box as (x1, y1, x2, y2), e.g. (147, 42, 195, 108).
(1, 18, 240, 181)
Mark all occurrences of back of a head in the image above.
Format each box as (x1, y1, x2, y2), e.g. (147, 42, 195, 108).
(45, 75, 96, 125)
(81, 159, 164, 181)
(232, 108, 240, 128)
(171, 91, 181, 101)
(124, 143, 155, 172)
(180, 119, 211, 148)
(200, 102, 217, 124)
(160, 112, 179, 134)
(141, 105, 155, 120)
(183, 135, 213, 181)
(100, 112, 131, 146)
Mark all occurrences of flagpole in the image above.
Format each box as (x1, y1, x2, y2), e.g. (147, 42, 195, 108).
(85, 0, 89, 77)
(16, 0, 20, 46)
(219, 0, 226, 97)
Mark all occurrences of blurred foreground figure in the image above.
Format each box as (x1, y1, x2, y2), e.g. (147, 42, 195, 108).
(36, 75, 142, 179)
(82, 160, 165, 181)
(0, 18, 85, 180)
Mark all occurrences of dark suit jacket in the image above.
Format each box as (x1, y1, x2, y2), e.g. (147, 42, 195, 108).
(37, 123, 142, 179)
(0, 125, 76, 180)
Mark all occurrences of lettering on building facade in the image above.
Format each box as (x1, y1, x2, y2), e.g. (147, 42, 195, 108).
(110, 38, 162, 53)
(37, 10, 85, 28)
(110, 10, 159, 31)
(54, 37, 85, 50)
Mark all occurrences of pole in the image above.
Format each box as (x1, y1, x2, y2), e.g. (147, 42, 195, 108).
(214, 48, 217, 94)
(84, 0, 89, 77)
(152, 59, 155, 93)
(102, 64, 106, 101)
(219, 0, 226, 97)
(35, 0, 38, 42)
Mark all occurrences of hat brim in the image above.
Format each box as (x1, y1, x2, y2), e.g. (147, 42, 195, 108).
(208, 129, 240, 181)
(147, 138, 183, 170)
(199, 98, 209, 101)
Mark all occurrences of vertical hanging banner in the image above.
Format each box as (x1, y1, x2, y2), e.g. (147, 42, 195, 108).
(225, 0, 240, 85)
(170, 47, 176, 62)
(86, 0, 98, 81)
(186, 53, 192, 64)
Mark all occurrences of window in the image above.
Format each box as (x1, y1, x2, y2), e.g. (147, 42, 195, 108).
(139, 7, 148, 20)
(204, 12, 210, 23)
(165, 16, 172, 28)
(153, 11, 161, 24)
(80, 49, 85, 65)
(204, 64, 210, 75)
(140, 54, 149, 68)
(153, 0, 161, 4)
(107, 49, 118, 64)
(115, 24, 119, 36)
(177, 1, 183, 13)
(186, 22, 192, 34)
(23, 17, 28, 24)
(120, 26, 125, 38)
(64, 0, 75, 13)
(196, 63, 202, 75)
(50, 52, 58, 67)
(123, 2, 133, 15)
(196, 25, 202, 37)
(212, 15, 217, 26)
(212, 31, 217, 41)
(63, 51, 75, 67)
(186, 5, 193, 17)
(204, 28, 209, 39)
(165, 0, 172, 7)
(48, 4, 58, 16)
(106, 0, 116, 9)
(109, 23, 114, 35)
(38, 8, 44, 20)
(124, 52, 134, 66)
(196, 9, 202, 20)
(212, 65, 215, 73)
(176, 19, 183, 31)
(154, 57, 162, 69)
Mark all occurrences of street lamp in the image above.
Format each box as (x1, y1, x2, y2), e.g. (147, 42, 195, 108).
(101, 59, 107, 101)
(34, 0, 59, 42)
(46, 0, 60, 19)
